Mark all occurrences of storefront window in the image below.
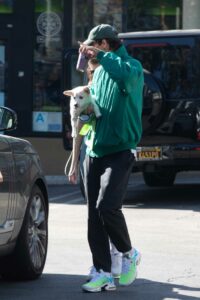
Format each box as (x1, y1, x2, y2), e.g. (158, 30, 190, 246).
(93, 0, 123, 32)
(126, 0, 182, 31)
(73, 0, 123, 44)
(0, 0, 13, 13)
(33, 0, 63, 132)
(72, 0, 93, 46)
(73, 0, 183, 41)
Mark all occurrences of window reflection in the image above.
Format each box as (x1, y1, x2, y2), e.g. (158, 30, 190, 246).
(0, 0, 13, 13)
(93, 0, 123, 31)
(72, 0, 123, 45)
(33, 0, 63, 132)
(127, 37, 200, 99)
(73, 0, 182, 43)
(126, 0, 182, 31)
(72, 0, 93, 46)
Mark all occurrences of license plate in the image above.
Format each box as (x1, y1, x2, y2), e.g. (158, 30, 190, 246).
(136, 147, 162, 161)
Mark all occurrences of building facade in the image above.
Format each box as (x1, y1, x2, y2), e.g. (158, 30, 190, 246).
(0, 0, 199, 174)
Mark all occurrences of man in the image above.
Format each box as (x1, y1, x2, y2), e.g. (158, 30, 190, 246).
(79, 24, 144, 293)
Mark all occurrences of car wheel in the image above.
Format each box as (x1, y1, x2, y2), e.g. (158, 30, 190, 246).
(143, 170, 176, 187)
(0, 185, 48, 280)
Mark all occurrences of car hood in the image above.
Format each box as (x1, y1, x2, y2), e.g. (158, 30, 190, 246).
(2, 135, 37, 154)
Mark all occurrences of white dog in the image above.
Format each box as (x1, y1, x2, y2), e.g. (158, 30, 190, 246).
(63, 86, 101, 137)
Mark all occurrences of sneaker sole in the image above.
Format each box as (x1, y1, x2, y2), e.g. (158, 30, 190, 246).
(82, 283, 116, 293)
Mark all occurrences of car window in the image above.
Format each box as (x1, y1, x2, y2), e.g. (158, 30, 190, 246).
(126, 36, 200, 100)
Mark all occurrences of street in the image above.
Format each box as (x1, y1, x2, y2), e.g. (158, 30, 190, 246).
(0, 172, 200, 300)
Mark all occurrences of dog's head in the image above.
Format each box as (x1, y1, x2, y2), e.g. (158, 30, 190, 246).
(63, 86, 91, 110)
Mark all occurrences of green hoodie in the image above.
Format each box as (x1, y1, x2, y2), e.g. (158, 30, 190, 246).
(85, 45, 144, 157)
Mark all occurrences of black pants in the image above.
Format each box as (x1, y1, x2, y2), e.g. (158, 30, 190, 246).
(83, 150, 135, 272)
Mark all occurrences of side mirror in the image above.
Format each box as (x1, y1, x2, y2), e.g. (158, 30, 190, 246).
(0, 106, 17, 131)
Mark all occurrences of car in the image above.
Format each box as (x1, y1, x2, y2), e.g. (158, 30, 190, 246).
(120, 29, 200, 186)
(0, 106, 48, 280)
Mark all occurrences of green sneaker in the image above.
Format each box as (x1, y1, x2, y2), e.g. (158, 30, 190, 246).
(119, 248, 141, 286)
(82, 270, 116, 293)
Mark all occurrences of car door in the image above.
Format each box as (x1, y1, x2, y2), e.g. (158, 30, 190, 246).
(0, 135, 14, 244)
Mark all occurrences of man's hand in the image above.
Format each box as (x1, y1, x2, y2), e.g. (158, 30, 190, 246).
(68, 171, 77, 185)
(79, 43, 100, 58)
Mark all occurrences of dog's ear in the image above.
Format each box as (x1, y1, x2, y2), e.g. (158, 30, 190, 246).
(63, 90, 73, 97)
(83, 87, 90, 95)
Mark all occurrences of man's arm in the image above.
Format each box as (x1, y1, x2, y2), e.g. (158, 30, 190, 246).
(96, 51, 143, 81)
